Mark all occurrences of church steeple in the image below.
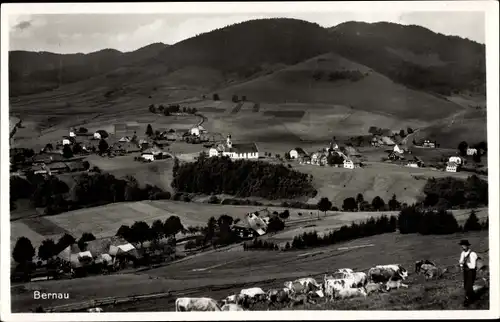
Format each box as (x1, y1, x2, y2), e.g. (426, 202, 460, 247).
(226, 134, 232, 148)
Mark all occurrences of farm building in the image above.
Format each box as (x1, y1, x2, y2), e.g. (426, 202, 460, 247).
(406, 162, 419, 168)
(32, 152, 64, 164)
(208, 135, 259, 160)
(467, 148, 478, 156)
(46, 162, 70, 174)
(189, 125, 207, 137)
(343, 159, 355, 169)
(141, 147, 165, 161)
(388, 151, 404, 161)
(69, 131, 76, 138)
(448, 156, 463, 165)
(93, 132, 102, 140)
(299, 155, 312, 164)
(119, 136, 131, 143)
(422, 140, 436, 148)
(66, 161, 88, 172)
(371, 137, 383, 147)
(446, 162, 459, 173)
(246, 212, 268, 236)
(289, 148, 308, 159)
(32, 164, 48, 175)
(153, 139, 170, 148)
(393, 144, 404, 154)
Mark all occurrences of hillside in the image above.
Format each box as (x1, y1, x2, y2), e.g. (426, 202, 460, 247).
(217, 52, 464, 121)
(9, 43, 169, 96)
(328, 21, 486, 96)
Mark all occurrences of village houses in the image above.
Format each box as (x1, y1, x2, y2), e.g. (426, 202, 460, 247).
(209, 135, 259, 160)
(343, 159, 355, 169)
(446, 162, 459, 173)
(467, 148, 478, 156)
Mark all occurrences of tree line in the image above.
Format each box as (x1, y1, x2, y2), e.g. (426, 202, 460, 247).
(172, 155, 317, 199)
(149, 103, 198, 116)
(10, 172, 170, 216)
(289, 215, 397, 250)
(422, 175, 488, 209)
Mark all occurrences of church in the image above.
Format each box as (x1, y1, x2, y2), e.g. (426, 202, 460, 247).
(208, 135, 259, 160)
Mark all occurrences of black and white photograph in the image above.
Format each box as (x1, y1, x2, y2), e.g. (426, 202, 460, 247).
(1, 1, 499, 320)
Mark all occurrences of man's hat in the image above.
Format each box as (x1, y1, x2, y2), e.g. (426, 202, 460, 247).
(459, 239, 471, 246)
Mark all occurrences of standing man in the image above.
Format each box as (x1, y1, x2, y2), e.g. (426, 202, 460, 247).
(459, 239, 478, 306)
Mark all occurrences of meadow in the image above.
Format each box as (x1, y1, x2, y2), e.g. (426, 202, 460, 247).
(11, 230, 489, 312)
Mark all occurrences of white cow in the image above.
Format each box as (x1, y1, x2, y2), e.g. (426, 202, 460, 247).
(221, 303, 245, 311)
(284, 277, 321, 295)
(175, 297, 221, 312)
(347, 272, 368, 288)
(240, 287, 266, 298)
(335, 287, 367, 299)
(336, 268, 354, 274)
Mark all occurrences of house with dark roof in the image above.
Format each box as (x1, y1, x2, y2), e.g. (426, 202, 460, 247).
(208, 135, 259, 159)
(46, 162, 70, 174)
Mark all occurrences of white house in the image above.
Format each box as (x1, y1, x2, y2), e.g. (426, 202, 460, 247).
(141, 152, 155, 161)
(406, 162, 419, 168)
(69, 131, 76, 138)
(289, 148, 308, 159)
(189, 125, 207, 137)
(343, 159, 355, 169)
(119, 136, 131, 143)
(93, 132, 102, 140)
(446, 162, 458, 173)
(448, 156, 462, 165)
(209, 135, 259, 160)
(393, 144, 404, 154)
(62, 139, 71, 145)
(467, 148, 477, 156)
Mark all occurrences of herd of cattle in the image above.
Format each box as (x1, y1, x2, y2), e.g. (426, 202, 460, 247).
(84, 259, 488, 312)
(173, 261, 449, 312)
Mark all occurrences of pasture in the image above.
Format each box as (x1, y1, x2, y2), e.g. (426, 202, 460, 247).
(10, 230, 489, 312)
(10, 194, 488, 255)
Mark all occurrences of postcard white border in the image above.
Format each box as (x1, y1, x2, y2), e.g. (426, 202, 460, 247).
(1, 1, 499, 321)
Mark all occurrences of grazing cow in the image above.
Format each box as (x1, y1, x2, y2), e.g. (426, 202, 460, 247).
(385, 280, 409, 291)
(335, 287, 367, 299)
(222, 294, 239, 305)
(267, 289, 290, 307)
(221, 303, 245, 311)
(323, 277, 349, 299)
(348, 272, 368, 288)
(424, 266, 448, 280)
(87, 307, 103, 313)
(240, 287, 266, 300)
(288, 294, 316, 308)
(336, 268, 354, 274)
(175, 297, 221, 312)
(284, 278, 320, 295)
(368, 264, 408, 283)
(365, 282, 386, 295)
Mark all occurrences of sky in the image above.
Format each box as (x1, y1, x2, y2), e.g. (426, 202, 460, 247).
(8, 11, 485, 54)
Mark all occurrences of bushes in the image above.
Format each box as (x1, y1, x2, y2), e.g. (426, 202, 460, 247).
(290, 215, 397, 250)
(267, 216, 285, 233)
(172, 156, 316, 199)
(244, 239, 279, 251)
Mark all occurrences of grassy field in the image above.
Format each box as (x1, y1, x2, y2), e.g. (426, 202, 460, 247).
(11, 230, 489, 312)
(10, 195, 488, 254)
